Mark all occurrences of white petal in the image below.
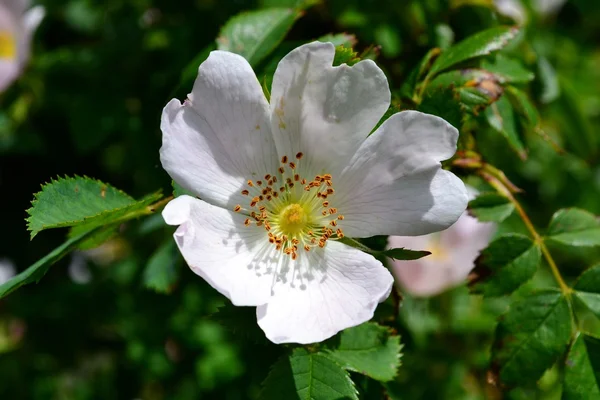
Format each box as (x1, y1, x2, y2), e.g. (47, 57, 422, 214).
(23, 5, 43, 33)
(162, 195, 274, 306)
(389, 212, 495, 297)
(256, 241, 393, 344)
(0, 59, 19, 92)
(269, 41, 390, 177)
(160, 51, 278, 209)
(335, 110, 468, 237)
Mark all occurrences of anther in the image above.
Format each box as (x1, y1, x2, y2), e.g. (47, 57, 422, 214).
(266, 195, 272, 201)
(337, 215, 344, 220)
(296, 152, 304, 160)
(281, 155, 288, 164)
(322, 201, 329, 207)
(294, 174, 300, 181)
(252, 196, 260, 203)
(279, 187, 285, 192)
(264, 174, 271, 180)
(330, 220, 337, 227)
(241, 189, 249, 196)
(273, 192, 279, 198)
(329, 208, 337, 214)
(304, 245, 310, 252)
(336, 229, 344, 238)
(289, 162, 296, 170)
(301, 178, 306, 185)
(259, 195, 264, 201)
(250, 201, 257, 207)
(247, 180, 254, 187)
(244, 218, 251, 226)
(323, 174, 332, 180)
(262, 189, 268, 195)
(325, 180, 332, 187)
(272, 176, 278, 183)
(327, 188, 334, 194)
(234, 205, 241, 212)
(322, 210, 328, 216)
(278, 167, 285, 174)
(257, 180, 263, 186)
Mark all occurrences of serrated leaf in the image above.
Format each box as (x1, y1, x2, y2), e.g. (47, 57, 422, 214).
(66, 191, 163, 239)
(482, 55, 534, 84)
(382, 247, 431, 261)
(470, 234, 540, 297)
(143, 240, 179, 294)
(563, 333, 600, 400)
(486, 95, 527, 159)
(260, 348, 358, 400)
(212, 302, 270, 345)
(546, 208, 600, 248)
(325, 322, 402, 382)
(318, 33, 357, 48)
(332, 45, 359, 66)
(573, 264, 600, 319)
(216, 8, 300, 67)
(27, 176, 140, 239)
(468, 192, 515, 222)
(429, 26, 520, 76)
(418, 86, 463, 130)
(0, 228, 99, 299)
(491, 290, 572, 386)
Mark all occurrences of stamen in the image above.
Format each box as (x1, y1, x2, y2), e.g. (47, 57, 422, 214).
(281, 155, 288, 163)
(296, 152, 303, 159)
(289, 162, 296, 170)
(233, 205, 241, 212)
(247, 180, 254, 187)
(241, 190, 249, 196)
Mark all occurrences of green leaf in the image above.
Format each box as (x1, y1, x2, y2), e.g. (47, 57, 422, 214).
(486, 95, 527, 159)
(216, 8, 300, 67)
(546, 208, 600, 248)
(468, 192, 515, 222)
(332, 45, 359, 66)
(491, 290, 572, 386)
(143, 240, 179, 294)
(66, 191, 163, 240)
(27, 176, 137, 239)
(382, 247, 431, 261)
(317, 33, 357, 48)
(418, 86, 463, 130)
(505, 86, 541, 132)
(573, 264, 600, 319)
(325, 322, 402, 382)
(537, 56, 560, 104)
(470, 234, 540, 297)
(563, 333, 600, 400)
(400, 47, 441, 100)
(0, 228, 99, 299)
(261, 348, 358, 400)
(482, 55, 534, 84)
(429, 26, 520, 76)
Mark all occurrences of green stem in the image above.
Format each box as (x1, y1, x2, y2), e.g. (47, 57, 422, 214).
(478, 171, 571, 295)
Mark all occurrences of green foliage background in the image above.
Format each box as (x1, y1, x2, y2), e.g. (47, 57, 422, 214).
(0, 0, 599, 398)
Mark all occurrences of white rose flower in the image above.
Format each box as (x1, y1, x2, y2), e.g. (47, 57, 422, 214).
(160, 42, 468, 344)
(388, 188, 495, 297)
(0, 0, 44, 92)
(0, 258, 16, 285)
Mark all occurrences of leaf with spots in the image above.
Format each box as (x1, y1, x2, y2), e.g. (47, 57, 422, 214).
(27, 176, 145, 239)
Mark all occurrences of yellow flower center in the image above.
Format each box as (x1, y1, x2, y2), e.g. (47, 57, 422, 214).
(233, 152, 345, 260)
(279, 204, 308, 235)
(0, 31, 16, 59)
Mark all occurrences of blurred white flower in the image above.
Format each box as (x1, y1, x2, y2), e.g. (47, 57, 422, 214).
(0, 0, 44, 92)
(0, 258, 16, 284)
(160, 41, 468, 344)
(68, 253, 92, 284)
(494, 0, 568, 23)
(388, 189, 495, 297)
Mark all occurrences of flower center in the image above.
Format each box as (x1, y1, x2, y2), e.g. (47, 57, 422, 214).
(233, 152, 345, 260)
(0, 31, 16, 59)
(279, 204, 308, 235)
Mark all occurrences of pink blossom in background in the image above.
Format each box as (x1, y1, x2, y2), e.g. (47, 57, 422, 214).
(388, 199, 495, 297)
(0, 0, 44, 92)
